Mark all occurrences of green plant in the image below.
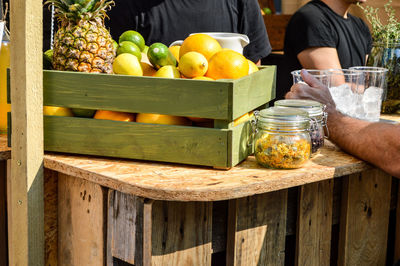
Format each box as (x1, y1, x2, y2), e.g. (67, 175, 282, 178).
(358, 0, 400, 44)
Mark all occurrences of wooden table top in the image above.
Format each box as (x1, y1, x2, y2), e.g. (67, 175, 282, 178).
(43, 140, 370, 201)
(2, 114, 399, 201)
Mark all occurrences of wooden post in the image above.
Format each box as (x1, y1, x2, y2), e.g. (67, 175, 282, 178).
(9, 0, 44, 264)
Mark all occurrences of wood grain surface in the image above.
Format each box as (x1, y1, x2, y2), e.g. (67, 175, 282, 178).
(43, 140, 371, 201)
(338, 169, 392, 265)
(58, 173, 107, 266)
(226, 190, 287, 266)
(151, 201, 212, 266)
(0, 160, 8, 266)
(296, 180, 333, 266)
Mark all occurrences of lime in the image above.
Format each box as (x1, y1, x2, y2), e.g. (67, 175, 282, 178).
(143, 45, 149, 54)
(119, 30, 146, 51)
(262, 7, 272, 15)
(71, 108, 96, 118)
(112, 40, 119, 50)
(113, 53, 143, 76)
(117, 41, 142, 61)
(43, 49, 53, 70)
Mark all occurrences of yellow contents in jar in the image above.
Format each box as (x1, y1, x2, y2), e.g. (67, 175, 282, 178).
(255, 133, 311, 169)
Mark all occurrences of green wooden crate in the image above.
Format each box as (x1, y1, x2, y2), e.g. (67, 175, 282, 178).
(10, 66, 276, 168)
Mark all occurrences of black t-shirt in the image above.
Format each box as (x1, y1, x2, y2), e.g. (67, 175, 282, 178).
(279, 0, 372, 97)
(105, 0, 271, 62)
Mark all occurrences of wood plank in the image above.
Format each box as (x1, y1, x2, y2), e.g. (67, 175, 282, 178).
(58, 173, 107, 266)
(43, 67, 275, 120)
(395, 181, 400, 262)
(0, 160, 8, 266)
(44, 169, 58, 266)
(338, 169, 392, 266)
(43, 140, 372, 202)
(232, 65, 275, 119)
(108, 190, 144, 264)
(151, 201, 212, 266)
(296, 180, 333, 266)
(230, 119, 253, 167)
(44, 116, 230, 167)
(43, 70, 231, 119)
(9, 0, 44, 264)
(226, 190, 287, 266)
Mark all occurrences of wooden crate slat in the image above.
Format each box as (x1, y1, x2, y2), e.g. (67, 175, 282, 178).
(43, 70, 231, 120)
(226, 190, 287, 266)
(338, 169, 392, 265)
(151, 201, 212, 266)
(230, 120, 253, 167)
(296, 180, 333, 266)
(232, 66, 276, 119)
(44, 116, 230, 167)
(58, 173, 107, 265)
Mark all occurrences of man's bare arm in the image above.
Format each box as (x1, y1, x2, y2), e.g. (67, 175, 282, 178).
(298, 47, 342, 69)
(286, 70, 400, 177)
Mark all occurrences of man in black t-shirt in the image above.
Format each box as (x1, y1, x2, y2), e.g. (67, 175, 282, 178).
(105, 0, 271, 63)
(279, 0, 372, 99)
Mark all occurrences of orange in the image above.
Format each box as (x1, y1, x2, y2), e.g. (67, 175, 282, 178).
(187, 117, 211, 123)
(179, 34, 222, 61)
(206, 49, 249, 80)
(140, 62, 157, 76)
(136, 113, 192, 126)
(94, 110, 135, 122)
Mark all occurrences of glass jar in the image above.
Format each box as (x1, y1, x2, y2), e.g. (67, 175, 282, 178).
(367, 42, 400, 114)
(274, 99, 326, 154)
(253, 107, 312, 169)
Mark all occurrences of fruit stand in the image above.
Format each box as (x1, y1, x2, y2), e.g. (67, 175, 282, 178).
(3, 0, 400, 264)
(2, 129, 400, 265)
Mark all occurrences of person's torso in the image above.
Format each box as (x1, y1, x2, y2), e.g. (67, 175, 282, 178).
(309, 1, 370, 68)
(107, 0, 244, 46)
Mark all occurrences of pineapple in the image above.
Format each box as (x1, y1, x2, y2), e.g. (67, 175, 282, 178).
(45, 0, 116, 73)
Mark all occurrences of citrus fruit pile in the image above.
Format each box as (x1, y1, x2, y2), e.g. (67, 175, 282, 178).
(44, 31, 257, 126)
(112, 31, 259, 80)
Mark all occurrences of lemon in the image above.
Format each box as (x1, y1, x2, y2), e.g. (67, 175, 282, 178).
(141, 62, 157, 76)
(179, 51, 208, 78)
(113, 53, 143, 76)
(119, 30, 146, 51)
(247, 59, 259, 74)
(169, 45, 181, 62)
(43, 106, 74, 117)
(154, 65, 180, 78)
(192, 76, 214, 81)
(117, 41, 142, 61)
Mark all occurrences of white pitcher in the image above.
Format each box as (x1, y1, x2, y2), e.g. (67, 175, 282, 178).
(170, 32, 250, 55)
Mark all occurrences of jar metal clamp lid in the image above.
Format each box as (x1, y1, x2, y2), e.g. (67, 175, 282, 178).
(274, 99, 329, 138)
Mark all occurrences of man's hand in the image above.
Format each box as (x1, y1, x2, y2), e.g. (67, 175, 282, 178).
(285, 69, 336, 112)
